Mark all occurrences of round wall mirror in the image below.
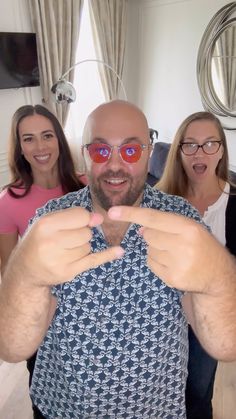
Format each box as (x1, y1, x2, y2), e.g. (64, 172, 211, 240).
(197, 2, 236, 129)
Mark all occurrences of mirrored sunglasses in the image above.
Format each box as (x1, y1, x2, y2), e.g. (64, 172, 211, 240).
(83, 143, 148, 163)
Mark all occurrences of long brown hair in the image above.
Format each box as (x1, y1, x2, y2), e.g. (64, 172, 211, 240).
(156, 111, 231, 196)
(5, 104, 83, 198)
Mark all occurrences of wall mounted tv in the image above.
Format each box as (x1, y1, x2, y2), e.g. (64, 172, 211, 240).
(0, 32, 40, 90)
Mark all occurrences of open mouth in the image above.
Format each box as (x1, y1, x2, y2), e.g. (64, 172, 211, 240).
(104, 178, 127, 186)
(192, 163, 207, 174)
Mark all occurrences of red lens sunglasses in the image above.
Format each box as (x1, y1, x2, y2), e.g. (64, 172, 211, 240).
(82, 143, 148, 163)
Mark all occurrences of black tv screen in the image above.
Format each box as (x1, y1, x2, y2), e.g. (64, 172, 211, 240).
(0, 32, 40, 89)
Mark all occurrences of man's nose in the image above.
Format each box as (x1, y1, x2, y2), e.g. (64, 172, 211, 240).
(107, 146, 124, 166)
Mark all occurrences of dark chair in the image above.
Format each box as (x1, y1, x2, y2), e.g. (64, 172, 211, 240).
(147, 141, 170, 186)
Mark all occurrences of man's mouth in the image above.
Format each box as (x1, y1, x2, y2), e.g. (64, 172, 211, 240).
(105, 178, 127, 185)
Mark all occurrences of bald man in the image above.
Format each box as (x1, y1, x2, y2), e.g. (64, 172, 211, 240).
(1, 100, 236, 419)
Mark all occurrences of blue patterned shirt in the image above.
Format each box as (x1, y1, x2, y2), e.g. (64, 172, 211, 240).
(30, 185, 202, 419)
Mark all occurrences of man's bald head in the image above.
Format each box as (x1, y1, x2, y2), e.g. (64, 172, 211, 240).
(82, 100, 150, 146)
(81, 100, 152, 212)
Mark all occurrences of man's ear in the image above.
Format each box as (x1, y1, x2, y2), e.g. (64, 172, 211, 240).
(81, 145, 90, 173)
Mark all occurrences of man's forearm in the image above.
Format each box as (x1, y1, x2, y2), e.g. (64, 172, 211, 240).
(0, 262, 54, 362)
(190, 252, 236, 361)
(0, 206, 123, 362)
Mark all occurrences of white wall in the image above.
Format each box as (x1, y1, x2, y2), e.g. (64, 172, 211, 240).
(0, 0, 41, 186)
(125, 0, 236, 170)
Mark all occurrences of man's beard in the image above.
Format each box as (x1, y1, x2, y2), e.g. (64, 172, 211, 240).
(89, 170, 146, 211)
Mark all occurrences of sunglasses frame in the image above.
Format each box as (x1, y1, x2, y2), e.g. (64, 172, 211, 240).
(82, 142, 149, 163)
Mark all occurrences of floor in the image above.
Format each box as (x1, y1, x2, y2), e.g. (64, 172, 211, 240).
(212, 361, 236, 419)
(0, 359, 236, 419)
(0, 360, 32, 419)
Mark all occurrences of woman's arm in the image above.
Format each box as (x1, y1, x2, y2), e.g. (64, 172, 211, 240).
(0, 232, 18, 276)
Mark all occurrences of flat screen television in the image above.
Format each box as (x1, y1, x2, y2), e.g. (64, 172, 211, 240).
(0, 32, 40, 90)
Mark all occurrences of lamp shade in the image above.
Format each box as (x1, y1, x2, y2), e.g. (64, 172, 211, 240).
(51, 79, 76, 104)
(51, 59, 127, 104)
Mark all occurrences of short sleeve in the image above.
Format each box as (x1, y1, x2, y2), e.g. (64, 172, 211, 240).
(0, 191, 18, 234)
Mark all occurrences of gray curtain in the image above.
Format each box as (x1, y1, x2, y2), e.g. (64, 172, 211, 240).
(29, 0, 84, 125)
(89, 0, 128, 101)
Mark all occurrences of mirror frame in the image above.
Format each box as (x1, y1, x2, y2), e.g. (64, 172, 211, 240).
(197, 2, 236, 130)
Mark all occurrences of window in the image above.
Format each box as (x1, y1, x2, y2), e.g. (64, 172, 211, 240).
(65, 0, 105, 170)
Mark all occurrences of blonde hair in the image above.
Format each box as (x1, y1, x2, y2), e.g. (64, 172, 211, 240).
(156, 111, 230, 196)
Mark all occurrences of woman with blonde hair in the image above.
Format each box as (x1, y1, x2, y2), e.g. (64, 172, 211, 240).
(156, 111, 236, 419)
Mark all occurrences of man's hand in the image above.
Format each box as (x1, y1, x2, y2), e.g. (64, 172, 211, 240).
(108, 205, 230, 294)
(6, 207, 124, 288)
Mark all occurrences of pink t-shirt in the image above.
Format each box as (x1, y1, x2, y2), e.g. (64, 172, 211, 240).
(0, 184, 64, 236)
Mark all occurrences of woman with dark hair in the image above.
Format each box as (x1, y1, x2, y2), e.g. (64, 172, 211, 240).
(156, 111, 236, 419)
(0, 104, 84, 274)
(0, 104, 85, 419)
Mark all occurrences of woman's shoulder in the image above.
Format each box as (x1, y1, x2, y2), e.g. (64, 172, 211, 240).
(0, 187, 13, 202)
(226, 186, 236, 219)
(228, 187, 236, 208)
(0, 186, 26, 201)
(0, 187, 23, 212)
(229, 184, 236, 194)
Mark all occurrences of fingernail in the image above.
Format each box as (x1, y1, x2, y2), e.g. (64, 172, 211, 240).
(115, 246, 125, 258)
(108, 207, 121, 219)
(89, 212, 103, 227)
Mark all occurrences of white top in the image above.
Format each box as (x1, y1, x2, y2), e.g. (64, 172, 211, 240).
(203, 182, 230, 246)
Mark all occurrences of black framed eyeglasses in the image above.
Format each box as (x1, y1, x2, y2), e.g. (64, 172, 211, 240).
(82, 143, 148, 163)
(180, 140, 222, 156)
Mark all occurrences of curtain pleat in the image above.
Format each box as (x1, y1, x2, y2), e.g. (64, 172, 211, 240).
(89, 0, 128, 101)
(29, 0, 84, 125)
